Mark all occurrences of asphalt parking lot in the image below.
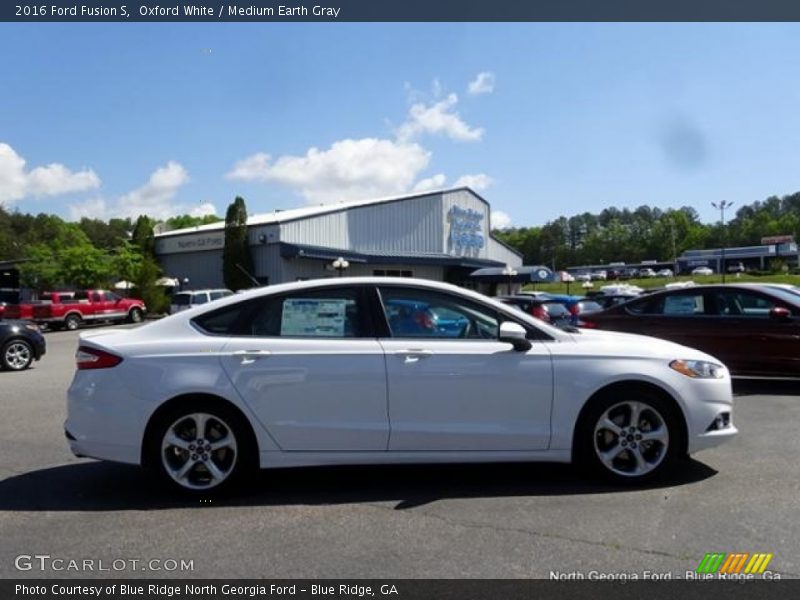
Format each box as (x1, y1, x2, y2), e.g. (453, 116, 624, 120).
(1, 325, 799, 579)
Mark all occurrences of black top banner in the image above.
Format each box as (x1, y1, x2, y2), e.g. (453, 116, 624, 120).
(5, 0, 800, 22)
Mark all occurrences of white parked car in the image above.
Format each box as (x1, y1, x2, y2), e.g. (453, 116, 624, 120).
(638, 268, 657, 278)
(656, 269, 674, 278)
(170, 289, 233, 314)
(691, 266, 714, 276)
(66, 278, 736, 494)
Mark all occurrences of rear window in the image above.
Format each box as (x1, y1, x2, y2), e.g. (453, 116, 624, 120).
(210, 290, 233, 301)
(172, 294, 191, 306)
(543, 302, 569, 317)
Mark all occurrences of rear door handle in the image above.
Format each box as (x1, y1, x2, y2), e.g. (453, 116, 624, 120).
(394, 349, 434, 363)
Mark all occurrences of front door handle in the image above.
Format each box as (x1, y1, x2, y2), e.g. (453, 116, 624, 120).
(232, 349, 272, 364)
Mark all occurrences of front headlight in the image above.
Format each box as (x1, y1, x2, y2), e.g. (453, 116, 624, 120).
(24, 323, 40, 333)
(670, 359, 725, 379)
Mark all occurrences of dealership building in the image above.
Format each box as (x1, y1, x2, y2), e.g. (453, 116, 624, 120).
(154, 188, 525, 290)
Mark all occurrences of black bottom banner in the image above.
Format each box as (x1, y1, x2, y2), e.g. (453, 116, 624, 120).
(3, 580, 796, 600)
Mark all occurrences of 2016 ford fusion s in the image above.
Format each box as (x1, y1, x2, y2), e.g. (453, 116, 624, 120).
(66, 278, 737, 494)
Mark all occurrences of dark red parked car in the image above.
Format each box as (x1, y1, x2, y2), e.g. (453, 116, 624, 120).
(581, 284, 800, 378)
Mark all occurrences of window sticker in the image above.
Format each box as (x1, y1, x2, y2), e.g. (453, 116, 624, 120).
(281, 298, 348, 337)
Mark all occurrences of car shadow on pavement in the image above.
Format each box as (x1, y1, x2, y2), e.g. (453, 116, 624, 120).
(0, 459, 717, 512)
(733, 379, 800, 397)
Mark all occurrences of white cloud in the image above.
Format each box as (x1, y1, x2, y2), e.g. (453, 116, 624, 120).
(396, 94, 484, 142)
(491, 210, 511, 229)
(227, 138, 431, 204)
(69, 197, 108, 221)
(117, 161, 190, 220)
(0, 142, 100, 206)
(190, 201, 217, 217)
(468, 72, 496, 95)
(412, 173, 447, 193)
(68, 162, 200, 221)
(453, 173, 493, 191)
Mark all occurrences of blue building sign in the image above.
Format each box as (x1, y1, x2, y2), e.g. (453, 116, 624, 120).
(448, 206, 485, 250)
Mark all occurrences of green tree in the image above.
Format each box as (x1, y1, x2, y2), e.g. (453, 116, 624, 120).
(111, 241, 143, 289)
(131, 215, 156, 258)
(222, 196, 254, 290)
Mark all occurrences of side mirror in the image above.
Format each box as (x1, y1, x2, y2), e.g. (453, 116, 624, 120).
(769, 307, 792, 321)
(499, 321, 532, 352)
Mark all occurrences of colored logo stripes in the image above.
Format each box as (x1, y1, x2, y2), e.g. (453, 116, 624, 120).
(696, 553, 773, 574)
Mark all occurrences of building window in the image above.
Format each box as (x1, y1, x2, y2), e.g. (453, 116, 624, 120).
(374, 269, 414, 278)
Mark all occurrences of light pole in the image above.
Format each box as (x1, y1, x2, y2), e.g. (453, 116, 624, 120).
(502, 265, 518, 295)
(712, 200, 734, 284)
(332, 257, 350, 277)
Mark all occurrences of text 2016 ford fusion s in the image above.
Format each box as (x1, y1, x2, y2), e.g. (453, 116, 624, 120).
(66, 278, 736, 494)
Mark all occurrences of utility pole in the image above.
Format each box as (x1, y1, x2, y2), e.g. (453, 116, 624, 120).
(712, 200, 734, 284)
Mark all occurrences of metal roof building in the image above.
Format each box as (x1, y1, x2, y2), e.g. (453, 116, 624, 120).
(154, 188, 522, 289)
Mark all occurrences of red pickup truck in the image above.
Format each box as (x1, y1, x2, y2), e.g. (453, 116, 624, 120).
(33, 290, 146, 330)
(4, 291, 76, 321)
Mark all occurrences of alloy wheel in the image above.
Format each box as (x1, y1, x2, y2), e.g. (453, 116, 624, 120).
(593, 400, 670, 478)
(161, 412, 238, 491)
(4, 341, 32, 370)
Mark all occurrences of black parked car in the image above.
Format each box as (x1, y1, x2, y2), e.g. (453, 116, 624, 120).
(1, 320, 46, 371)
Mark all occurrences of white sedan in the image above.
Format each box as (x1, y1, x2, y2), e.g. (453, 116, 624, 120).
(66, 278, 737, 494)
(691, 266, 714, 276)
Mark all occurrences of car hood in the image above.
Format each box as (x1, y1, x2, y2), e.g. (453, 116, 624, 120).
(565, 328, 725, 364)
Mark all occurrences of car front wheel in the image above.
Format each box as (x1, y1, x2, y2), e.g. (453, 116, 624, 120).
(149, 402, 253, 495)
(128, 307, 144, 323)
(576, 391, 682, 483)
(1, 339, 34, 371)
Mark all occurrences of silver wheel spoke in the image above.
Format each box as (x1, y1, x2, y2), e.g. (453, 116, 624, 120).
(640, 428, 668, 444)
(599, 418, 622, 436)
(204, 459, 226, 482)
(164, 431, 191, 451)
(192, 413, 208, 439)
(598, 444, 625, 467)
(631, 447, 648, 474)
(175, 459, 197, 481)
(628, 401, 642, 429)
(209, 434, 234, 451)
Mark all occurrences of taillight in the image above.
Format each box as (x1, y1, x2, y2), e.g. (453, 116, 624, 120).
(76, 346, 123, 370)
(531, 306, 549, 322)
(579, 320, 598, 329)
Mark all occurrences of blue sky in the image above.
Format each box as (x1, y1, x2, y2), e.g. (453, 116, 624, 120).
(2, 23, 800, 228)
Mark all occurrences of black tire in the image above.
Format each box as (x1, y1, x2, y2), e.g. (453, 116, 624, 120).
(64, 314, 82, 331)
(1, 339, 34, 371)
(146, 400, 256, 496)
(574, 387, 683, 484)
(128, 307, 144, 323)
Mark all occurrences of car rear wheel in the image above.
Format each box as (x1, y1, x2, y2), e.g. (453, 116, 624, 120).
(1, 339, 34, 371)
(128, 307, 144, 323)
(576, 391, 681, 483)
(64, 314, 82, 331)
(149, 402, 254, 495)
